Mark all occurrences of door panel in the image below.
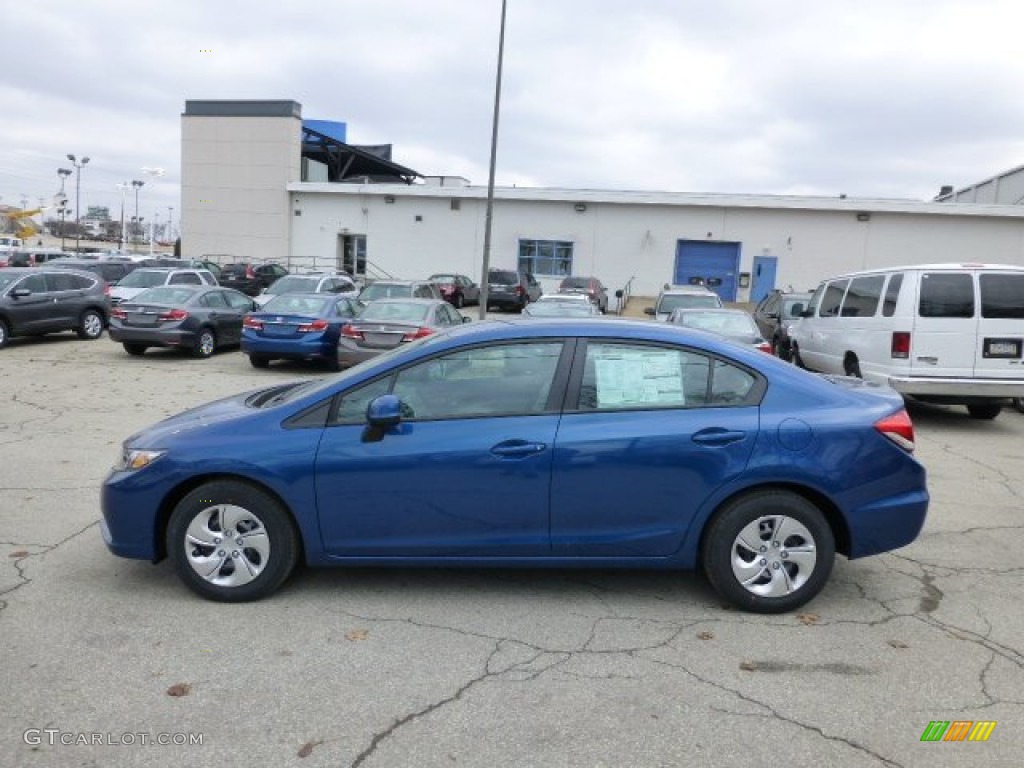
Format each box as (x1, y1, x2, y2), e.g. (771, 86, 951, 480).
(750, 256, 778, 304)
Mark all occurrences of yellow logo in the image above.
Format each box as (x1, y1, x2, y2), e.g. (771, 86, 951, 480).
(920, 721, 996, 742)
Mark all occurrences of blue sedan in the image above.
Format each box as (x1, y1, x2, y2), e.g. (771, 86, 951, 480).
(101, 318, 928, 613)
(241, 293, 362, 370)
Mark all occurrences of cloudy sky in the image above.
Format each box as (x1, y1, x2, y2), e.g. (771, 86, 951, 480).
(3, 0, 1024, 228)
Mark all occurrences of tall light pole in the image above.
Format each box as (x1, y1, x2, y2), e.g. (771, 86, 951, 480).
(116, 182, 131, 251)
(167, 206, 174, 243)
(478, 0, 508, 320)
(57, 168, 71, 197)
(57, 201, 70, 251)
(67, 154, 89, 252)
(131, 180, 145, 252)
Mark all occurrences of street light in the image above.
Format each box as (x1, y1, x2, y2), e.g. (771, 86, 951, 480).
(131, 180, 145, 251)
(57, 201, 70, 251)
(67, 154, 90, 253)
(57, 168, 71, 197)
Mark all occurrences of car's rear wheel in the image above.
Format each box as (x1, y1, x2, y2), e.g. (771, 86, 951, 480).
(702, 491, 835, 614)
(248, 354, 270, 369)
(0, 319, 8, 349)
(454, 294, 464, 309)
(193, 328, 216, 358)
(77, 310, 104, 340)
(167, 481, 299, 602)
(966, 403, 1002, 420)
(123, 343, 147, 356)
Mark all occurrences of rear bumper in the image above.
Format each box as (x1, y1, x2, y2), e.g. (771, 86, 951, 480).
(242, 335, 334, 360)
(109, 326, 195, 347)
(886, 376, 1024, 398)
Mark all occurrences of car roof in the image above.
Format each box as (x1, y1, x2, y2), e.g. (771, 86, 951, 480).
(660, 286, 717, 295)
(824, 262, 1024, 280)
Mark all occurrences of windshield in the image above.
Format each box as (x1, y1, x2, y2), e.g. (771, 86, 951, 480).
(360, 282, 413, 301)
(658, 294, 721, 313)
(560, 277, 590, 289)
(358, 301, 431, 323)
(118, 270, 168, 288)
(129, 286, 197, 305)
(265, 276, 318, 295)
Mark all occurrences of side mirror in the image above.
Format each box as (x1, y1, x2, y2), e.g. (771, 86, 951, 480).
(366, 394, 402, 428)
(615, 289, 624, 299)
(799, 308, 812, 318)
(765, 312, 779, 320)
(643, 307, 655, 316)
(462, 315, 472, 323)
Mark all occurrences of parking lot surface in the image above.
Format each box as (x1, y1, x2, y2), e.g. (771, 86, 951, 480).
(1, 333, 1022, 767)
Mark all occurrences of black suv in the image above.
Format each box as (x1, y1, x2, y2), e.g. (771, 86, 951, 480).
(752, 290, 813, 360)
(220, 262, 289, 296)
(0, 267, 110, 348)
(485, 269, 542, 311)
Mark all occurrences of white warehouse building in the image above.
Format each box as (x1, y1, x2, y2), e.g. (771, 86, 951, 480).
(181, 100, 1024, 303)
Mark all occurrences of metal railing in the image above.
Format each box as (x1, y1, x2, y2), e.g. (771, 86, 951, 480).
(615, 275, 636, 315)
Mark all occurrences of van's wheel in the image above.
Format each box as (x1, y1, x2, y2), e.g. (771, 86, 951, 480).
(843, 356, 862, 378)
(193, 328, 216, 358)
(167, 481, 299, 602)
(77, 309, 104, 340)
(701, 491, 835, 614)
(966, 403, 1002, 420)
(791, 343, 806, 369)
(1013, 398, 1024, 414)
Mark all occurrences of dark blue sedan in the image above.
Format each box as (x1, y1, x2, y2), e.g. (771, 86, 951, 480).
(241, 293, 362, 370)
(100, 318, 928, 613)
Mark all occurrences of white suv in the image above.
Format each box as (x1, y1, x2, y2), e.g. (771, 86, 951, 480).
(109, 268, 218, 305)
(789, 263, 1024, 419)
(644, 286, 723, 321)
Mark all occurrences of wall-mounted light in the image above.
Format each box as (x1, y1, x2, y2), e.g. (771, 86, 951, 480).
(856, 212, 871, 222)
(384, 195, 396, 204)
(706, 232, 713, 238)
(574, 203, 586, 213)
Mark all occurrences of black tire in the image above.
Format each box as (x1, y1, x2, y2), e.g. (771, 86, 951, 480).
(454, 294, 464, 309)
(192, 328, 216, 358)
(77, 309, 104, 340)
(322, 356, 341, 372)
(843, 356, 862, 378)
(123, 343, 147, 356)
(166, 480, 299, 602)
(248, 354, 270, 369)
(701, 491, 835, 614)
(1013, 398, 1024, 414)
(791, 343, 807, 369)
(0, 318, 8, 349)
(966, 403, 1002, 420)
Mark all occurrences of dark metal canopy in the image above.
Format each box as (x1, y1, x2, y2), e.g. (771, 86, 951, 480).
(301, 126, 421, 184)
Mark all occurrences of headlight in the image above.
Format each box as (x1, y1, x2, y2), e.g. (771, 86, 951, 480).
(114, 448, 166, 471)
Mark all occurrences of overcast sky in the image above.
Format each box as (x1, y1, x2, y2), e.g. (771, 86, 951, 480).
(3, 0, 1024, 227)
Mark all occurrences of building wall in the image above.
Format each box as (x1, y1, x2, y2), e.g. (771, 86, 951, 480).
(181, 113, 301, 261)
(290, 187, 1024, 298)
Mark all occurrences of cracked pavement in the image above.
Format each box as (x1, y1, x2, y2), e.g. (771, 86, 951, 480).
(1, 336, 1022, 767)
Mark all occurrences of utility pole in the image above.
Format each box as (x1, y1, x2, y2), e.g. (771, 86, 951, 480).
(478, 0, 508, 320)
(67, 154, 90, 252)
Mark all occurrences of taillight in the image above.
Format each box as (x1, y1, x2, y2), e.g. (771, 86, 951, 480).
(246, 266, 256, 278)
(297, 319, 329, 332)
(341, 324, 363, 339)
(111, 308, 127, 320)
(891, 331, 910, 359)
(158, 309, 189, 322)
(243, 315, 263, 330)
(755, 341, 772, 353)
(515, 285, 525, 296)
(402, 327, 434, 341)
(875, 409, 915, 452)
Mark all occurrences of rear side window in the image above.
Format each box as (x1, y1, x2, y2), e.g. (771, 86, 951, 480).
(979, 274, 1024, 319)
(841, 275, 884, 317)
(919, 273, 974, 318)
(819, 280, 848, 317)
(882, 273, 903, 317)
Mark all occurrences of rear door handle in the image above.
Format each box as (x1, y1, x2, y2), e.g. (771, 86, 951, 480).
(491, 440, 547, 458)
(692, 428, 747, 446)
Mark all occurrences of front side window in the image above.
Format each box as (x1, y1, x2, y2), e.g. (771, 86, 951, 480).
(392, 342, 563, 420)
(19, 274, 48, 293)
(518, 239, 574, 277)
(819, 280, 849, 317)
(919, 273, 974, 318)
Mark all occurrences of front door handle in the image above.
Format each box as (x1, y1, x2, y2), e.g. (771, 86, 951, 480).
(692, 428, 747, 446)
(491, 440, 547, 458)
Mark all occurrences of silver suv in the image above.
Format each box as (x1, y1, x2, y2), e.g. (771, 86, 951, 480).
(109, 268, 218, 306)
(645, 286, 724, 321)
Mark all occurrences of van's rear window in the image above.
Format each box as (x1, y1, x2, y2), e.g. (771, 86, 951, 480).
(919, 273, 974, 318)
(980, 274, 1024, 319)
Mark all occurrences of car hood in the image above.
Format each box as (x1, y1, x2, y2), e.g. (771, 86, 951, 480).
(123, 387, 272, 447)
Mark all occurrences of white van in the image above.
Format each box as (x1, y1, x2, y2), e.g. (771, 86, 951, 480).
(789, 263, 1024, 419)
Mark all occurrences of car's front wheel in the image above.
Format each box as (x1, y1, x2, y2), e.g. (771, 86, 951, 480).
(166, 481, 299, 602)
(123, 343, 147, 356)
(1013, 398, 1024, 414)
(77, 309, 104, 340)
(701, 491, 835, 614)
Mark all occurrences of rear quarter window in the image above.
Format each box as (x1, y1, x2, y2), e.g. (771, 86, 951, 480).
(841, 275, 884, 317)
(819, 280, 849, 317)
(979, 274, 1024, 319)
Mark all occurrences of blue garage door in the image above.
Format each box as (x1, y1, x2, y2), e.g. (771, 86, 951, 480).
(674, 240, 741, 302)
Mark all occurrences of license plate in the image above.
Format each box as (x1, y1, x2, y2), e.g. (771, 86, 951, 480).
(128, 313, 157, 326)
(264, 325, 295, 336)
(983, 338, 1022, 359)
(363, 332, 402, 347)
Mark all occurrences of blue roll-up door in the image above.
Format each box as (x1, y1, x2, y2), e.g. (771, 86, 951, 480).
(674, 240, 741, 302)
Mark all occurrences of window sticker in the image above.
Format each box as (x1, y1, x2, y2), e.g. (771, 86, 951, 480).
(593, 348, 685, 408)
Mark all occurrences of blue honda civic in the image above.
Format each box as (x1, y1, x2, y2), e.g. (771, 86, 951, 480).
(241, 292, 362, 370)
(101, 318, 928, 613)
